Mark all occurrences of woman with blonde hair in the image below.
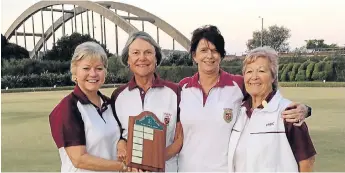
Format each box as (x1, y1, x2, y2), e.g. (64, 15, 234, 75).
(49, 42, 127, 172)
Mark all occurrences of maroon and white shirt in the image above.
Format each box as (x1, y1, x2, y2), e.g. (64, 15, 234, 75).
(178, 70, 244, 172)
(111, 74, 180, 172)
(228, 90, 316, 172)
(49, 85, 122, 172)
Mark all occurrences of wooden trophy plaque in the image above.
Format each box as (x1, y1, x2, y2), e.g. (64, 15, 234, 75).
(126, 111, 166, 172)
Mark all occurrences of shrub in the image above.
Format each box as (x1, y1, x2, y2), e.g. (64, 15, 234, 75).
(1, 73, 73, 89)
(306, 61, 316, 80)
(324, 61, 335, 81)
(281, 63, 293, 81)
(295, 70, 307, 81)
(312, 61, 326, 81)
(289, 63, 301, 81)
(1, 59, 70, 76)
(278, 64, 287, 80)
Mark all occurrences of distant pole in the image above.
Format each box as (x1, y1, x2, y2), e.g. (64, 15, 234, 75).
(142, 21, 144, 31)
(81, 12, 84, 34)
(62, 4, 65, 36)
(114, 9, 118, 55)
(32, 16, 36, 58)
(100, 15, 103, 44)
(23, 22, 26, 49)
(51, 7, 55, 45)
(87, 10, 90, 35)
(91, 11, 94, 38)
(71, 13, 74, 33)
(41, 9, 46, 53)
(15, 30, 18, 44)
(259, 16, 263, 47)
(156, 27, 159, 45)
(103, 16, 106, 47)
(74, 5, 77, 32)
(173, 39, 175, 50)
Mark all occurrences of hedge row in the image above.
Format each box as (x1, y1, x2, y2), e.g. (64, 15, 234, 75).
(0, 72, 131, 89)
(2, 55, 345, 89)
(3, 81, 344, 93)
(1, 66, 242, 89)
(1, 59, 70, 76)
(1, 84, 123, 93)
(279, 82, 345, 87)
(279, 60, 344, 82)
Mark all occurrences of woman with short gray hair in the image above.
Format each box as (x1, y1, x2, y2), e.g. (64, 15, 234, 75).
(242, 46, 279, 90)
(111, 31, 183, 172)
(228, 46, 316, 172)
(49, 41, 127, 172)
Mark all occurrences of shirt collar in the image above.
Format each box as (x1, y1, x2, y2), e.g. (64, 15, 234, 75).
(128, 73, 165, 91)
(72, 85, 109, 105)
(242, 90, 281, 113)
(185, 69, 234, 89)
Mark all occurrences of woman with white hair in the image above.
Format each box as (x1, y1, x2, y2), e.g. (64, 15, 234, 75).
(228, 46, 316, 172)
(111, 31, 183, 172)
(49, 42, 127, 172)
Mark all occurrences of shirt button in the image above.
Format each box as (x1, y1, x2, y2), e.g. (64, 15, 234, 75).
(141, 91, 144, 94)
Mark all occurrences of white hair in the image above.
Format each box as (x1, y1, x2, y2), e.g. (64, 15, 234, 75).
(242, 46, 279, 89)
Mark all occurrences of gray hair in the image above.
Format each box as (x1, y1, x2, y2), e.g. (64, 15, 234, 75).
(70, 41, 108, 82)
(121, 31, 162, 66)
(242, 46, 279, 90)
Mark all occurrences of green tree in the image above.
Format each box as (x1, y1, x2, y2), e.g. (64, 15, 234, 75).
(42, 33, 112, 61)
(1, 34, 8, 49)
(161, 50, 192, 66)
(305, 39, 339, 51)
(1, 40, 29, 60)
(246, 25, 291, 52)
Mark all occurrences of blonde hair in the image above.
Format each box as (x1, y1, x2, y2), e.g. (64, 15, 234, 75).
(242, 46, 279, 89)
(70, 42, 108, 83)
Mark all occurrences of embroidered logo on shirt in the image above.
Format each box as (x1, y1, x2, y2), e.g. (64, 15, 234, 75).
(223, 108, 233, 123)
(266, 122, 275, 126)
(164, 112, 172, 125)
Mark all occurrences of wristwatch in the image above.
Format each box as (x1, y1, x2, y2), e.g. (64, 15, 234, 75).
(306, 106, 312, 118)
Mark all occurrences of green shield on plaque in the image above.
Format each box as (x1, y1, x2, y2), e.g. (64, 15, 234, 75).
(135, 115, 163, 131)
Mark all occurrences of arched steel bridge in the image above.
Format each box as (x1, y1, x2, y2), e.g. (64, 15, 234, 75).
(4, 1, 191, 58)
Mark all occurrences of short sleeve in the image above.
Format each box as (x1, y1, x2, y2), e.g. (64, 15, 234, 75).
(49, 95, 86, 148)
(285, 122, 317, 162)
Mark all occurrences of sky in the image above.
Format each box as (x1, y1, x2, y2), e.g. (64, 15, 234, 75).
(1, 0, 345, 55)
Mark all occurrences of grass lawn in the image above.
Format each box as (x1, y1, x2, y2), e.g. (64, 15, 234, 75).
(1, 87, 345, 171)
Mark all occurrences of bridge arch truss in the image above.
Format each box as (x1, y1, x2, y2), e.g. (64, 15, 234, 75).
(5, 1, 191, 58)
